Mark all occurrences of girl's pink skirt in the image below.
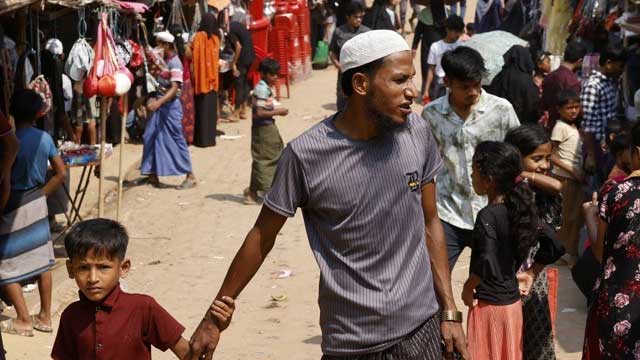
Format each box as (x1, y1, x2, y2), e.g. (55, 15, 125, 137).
(467, 300, 523, 360)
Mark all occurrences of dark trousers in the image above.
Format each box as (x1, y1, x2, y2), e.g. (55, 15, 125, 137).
(321, 315, 443, 360)
(442, 221, 473, 271)
(414, 23, 444, 96)
(234, 65, 250, 110)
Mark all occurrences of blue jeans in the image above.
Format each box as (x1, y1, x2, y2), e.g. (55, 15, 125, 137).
(442, 221, 473, 272)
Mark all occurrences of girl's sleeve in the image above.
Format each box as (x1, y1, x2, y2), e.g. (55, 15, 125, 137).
(470, 210, 502, 280)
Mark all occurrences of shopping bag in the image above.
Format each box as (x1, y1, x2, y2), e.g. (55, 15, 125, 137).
(312, 41, 329, 69)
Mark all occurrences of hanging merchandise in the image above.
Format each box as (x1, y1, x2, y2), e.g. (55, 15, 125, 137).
(169, 0, 190, 32)
(29, 75, 53, 117)
(84, 12, 133, 98)
(138, 21, 161, 93)
(66, 9, 94, 82)
(128, 40, 144, 68)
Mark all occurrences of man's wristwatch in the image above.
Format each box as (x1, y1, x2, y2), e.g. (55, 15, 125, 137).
(441, 310, 463, 323)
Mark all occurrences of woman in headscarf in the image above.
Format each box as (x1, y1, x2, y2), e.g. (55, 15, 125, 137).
(487, 45, 541, 124)
(192, 12, 220, 147)
(141, 31, 196, 189)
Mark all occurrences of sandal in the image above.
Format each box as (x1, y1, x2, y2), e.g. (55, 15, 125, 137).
(177, 178, 197, 190)
(31, 315, 53, 333)
(0, 319, 34, 337)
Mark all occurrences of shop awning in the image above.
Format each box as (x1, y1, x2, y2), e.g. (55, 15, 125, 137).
(0, 0, 39, 15)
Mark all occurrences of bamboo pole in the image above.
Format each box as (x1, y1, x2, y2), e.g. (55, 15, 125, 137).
(98, 97, 108, 218)
(116, 96, 128, 221)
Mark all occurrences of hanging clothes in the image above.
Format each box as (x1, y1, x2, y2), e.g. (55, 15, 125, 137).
(544, 0, 572, 54)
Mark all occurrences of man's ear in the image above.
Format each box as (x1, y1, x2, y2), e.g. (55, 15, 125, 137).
(352, 72, 370, 96)
(119, 258, 131, 279)
(66, 260, 74, 279)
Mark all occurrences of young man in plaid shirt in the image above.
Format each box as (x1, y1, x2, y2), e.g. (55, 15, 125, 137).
(581, 47, 627, 185)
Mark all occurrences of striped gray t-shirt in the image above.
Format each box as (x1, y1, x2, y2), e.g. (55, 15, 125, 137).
(264, 113, 443, 356)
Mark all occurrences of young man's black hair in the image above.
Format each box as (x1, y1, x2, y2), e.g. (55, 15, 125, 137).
(609, 132, 631, 157)
(344, 1, 365, 17)
(444, 15, 465, 32)
(258, 58, 281, 75)
(605, 119, 629, 145)
(441, 46, 487, 82)
(599, 47, 628, 66)
(9, 89, 44, 124)
(64, 218, 129, 260)
(563, 41, 586, 64)
(341, 58, 385, 96)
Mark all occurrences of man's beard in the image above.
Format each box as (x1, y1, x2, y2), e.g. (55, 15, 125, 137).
(364, 91, 407, 134)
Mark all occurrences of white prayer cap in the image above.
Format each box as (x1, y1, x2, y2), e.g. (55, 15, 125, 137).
(155, 31, 175, 44)
(45, 38, 63, 55)
(339, 30, 410, 72)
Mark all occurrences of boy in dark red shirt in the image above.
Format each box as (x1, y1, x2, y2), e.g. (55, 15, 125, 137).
(52, 219, 235, 360)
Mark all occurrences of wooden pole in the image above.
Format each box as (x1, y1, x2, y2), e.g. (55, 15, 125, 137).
(98, 97, 108, 218)
(116, 96, 128, 221)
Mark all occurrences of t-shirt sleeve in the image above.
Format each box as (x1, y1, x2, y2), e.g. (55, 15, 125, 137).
(550, 122, 567, 143)
(470, 210, 502, 280)
(420, 124, 443, 185)
(0, 111, 11, 136)
(44, 133, 59, 159)
(427, 43, 438, 65)
(144, 298, 185, 352)
(254, 83, 271, 101)
(51, 308, 77, 360)
(263, 145, 308, 217)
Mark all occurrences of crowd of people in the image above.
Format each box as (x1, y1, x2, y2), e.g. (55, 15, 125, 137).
(0, 0, 639, 359)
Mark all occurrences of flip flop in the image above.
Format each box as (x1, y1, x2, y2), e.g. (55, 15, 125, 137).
(0, 319, 34, 337)
(31, 315, 53, 333)
(176, 178, 197, 190)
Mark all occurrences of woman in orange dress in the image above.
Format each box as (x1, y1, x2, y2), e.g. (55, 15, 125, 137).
(192, 13, 220, 147)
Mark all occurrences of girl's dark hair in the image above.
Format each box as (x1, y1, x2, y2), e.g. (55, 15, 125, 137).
(168, 25, 186, 59)
(473, 141, 539, 263)
(199, 13, 220, 38)
(610, 132, 631, 157)
(504, 124, 550, 157)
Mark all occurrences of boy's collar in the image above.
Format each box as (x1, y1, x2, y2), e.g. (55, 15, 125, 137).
(79, 283, 122, 310)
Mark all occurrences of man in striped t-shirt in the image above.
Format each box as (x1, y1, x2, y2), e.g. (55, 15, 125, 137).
(187, 30, 469, 360)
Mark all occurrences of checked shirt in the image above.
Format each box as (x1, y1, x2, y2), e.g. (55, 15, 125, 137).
(580, 70, 619, 141)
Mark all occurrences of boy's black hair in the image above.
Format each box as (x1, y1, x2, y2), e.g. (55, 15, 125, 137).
(345, 1, 365, 16)
(599, 47, 627, 66)
(64, 219, 129, 261)
(610, 132, 631, 157)
(9, 89, 43, 124)
(341, 57, 385, 96)
(466, 22, 475, 33)
(441, 46, 487, 82)
(556, 89, 580, 108)
(445, 15, 465, 32)
(259, 58, 280, 75)
(563, 41, 586, 63)
(632, 121, 640, 148)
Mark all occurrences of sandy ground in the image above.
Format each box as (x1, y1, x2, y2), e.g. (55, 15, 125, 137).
(3, 30, 588, 359)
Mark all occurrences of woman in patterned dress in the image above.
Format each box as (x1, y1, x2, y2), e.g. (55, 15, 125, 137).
(582, 122, 640, 359)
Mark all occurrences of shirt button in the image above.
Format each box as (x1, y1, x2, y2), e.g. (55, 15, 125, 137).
(96, 343, 102, 349)
(96, 306, 101, 312)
